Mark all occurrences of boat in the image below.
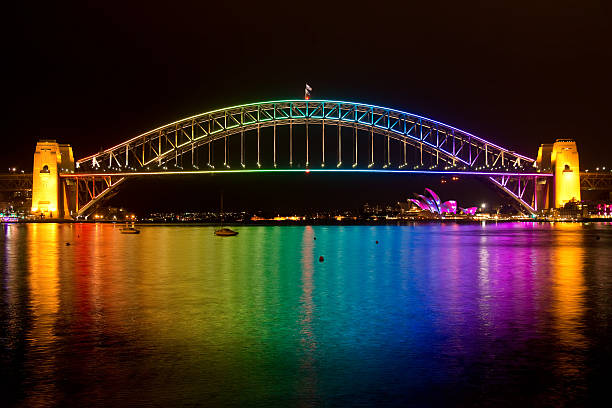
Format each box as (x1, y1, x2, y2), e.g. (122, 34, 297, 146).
(214, 227, 238, 236)
(214, 192, 238, 237)
(120, 222, 140, 234)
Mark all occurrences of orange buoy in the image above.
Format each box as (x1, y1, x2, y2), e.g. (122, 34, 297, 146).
(375, 240, 379, 244)
(319, 256, 324, 262)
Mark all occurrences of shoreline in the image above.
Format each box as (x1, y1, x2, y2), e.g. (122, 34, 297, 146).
(3, 218, 611, 225)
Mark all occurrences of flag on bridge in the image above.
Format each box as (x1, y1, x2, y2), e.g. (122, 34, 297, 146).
(305, 83, 312, 100)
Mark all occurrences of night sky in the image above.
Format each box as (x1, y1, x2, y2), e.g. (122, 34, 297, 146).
(5, 1, 611, 211)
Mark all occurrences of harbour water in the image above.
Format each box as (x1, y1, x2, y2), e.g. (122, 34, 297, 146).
(1, 222, 611, 406)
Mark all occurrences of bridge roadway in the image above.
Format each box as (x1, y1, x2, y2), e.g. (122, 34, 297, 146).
(0, 169, 587, 188)
(59, 169, 552, 178)
(5, 171, 611, 191)
(0, 173, 33, 192)
(581, 172, 612, 191)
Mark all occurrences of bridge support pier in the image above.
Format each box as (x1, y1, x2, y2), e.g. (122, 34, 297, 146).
(536, 139, 581, 209)
(31, 140, 75, 219)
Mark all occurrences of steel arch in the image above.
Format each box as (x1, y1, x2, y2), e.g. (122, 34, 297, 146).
(68, 100, 548, 216)
(75, 100, 535, 172)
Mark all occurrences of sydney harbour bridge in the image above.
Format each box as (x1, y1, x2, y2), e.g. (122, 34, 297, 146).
(9, 99, 609, 219)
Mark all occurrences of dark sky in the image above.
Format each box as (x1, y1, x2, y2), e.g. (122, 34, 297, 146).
(5, 1, 611, 211)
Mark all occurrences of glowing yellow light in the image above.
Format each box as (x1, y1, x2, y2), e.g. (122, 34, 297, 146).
(31, 141, 75, 219)
(551, 140, 581, 208)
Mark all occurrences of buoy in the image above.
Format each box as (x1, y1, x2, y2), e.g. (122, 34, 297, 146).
(375, 240, 379, 244)
(314, 237, 316, 240)
(319, 256, 324, 262)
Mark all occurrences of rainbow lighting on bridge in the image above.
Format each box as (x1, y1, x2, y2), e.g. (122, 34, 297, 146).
(28, 99, 580, 219)
(62, 169, 550, 178)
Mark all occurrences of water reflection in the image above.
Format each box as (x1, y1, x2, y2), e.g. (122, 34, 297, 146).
(299, 226, 318, 404)
(1, 222, 610, 406)
(552, 224, 587, 390)
(26, 224, 60, 405)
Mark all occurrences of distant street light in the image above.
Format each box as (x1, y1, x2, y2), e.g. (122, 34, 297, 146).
(481, 203, 486, 209)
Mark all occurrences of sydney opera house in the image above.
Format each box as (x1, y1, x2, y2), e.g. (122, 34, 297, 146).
(408, 188, 477, 216)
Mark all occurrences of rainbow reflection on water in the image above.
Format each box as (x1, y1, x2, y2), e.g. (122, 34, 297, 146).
(1, 222, 611, 406)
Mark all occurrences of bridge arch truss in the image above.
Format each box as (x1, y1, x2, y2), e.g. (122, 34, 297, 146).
(68, 100, 548, 216)
(77, 100, 535, 172)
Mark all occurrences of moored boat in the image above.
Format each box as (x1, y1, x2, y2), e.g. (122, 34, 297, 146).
(214, 227, 238, 236)
(215, 192, 238, 237)
(120, 222, 140, 234)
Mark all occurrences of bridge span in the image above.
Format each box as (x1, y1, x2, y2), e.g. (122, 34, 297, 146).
(25, 99, 585, 218)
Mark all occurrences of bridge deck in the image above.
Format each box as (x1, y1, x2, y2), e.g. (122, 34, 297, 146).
(580, 172, 612, 190)
(59, 169, 553, 178)
(0, 173, 33, 192)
